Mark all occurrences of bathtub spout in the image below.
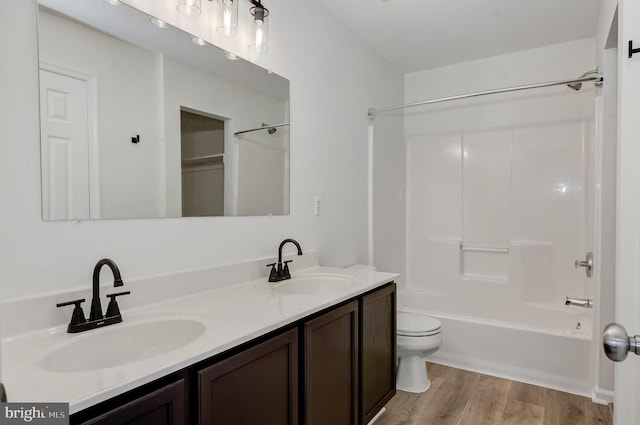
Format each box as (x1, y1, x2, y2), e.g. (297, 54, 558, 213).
(565, 297, 593, 308)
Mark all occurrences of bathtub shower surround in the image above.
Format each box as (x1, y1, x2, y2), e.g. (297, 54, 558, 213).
(404, 120, 595, 395)
(407, 121, 590, 307)
(399, 39, 602, 398)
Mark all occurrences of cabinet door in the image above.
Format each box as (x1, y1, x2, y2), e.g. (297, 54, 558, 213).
(199, 328, 298, 425)
(76, 379, 185, 425)
(304, 301, 359, 425)
(360, 283, 396, 425)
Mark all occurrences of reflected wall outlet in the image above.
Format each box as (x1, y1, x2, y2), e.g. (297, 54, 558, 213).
(314, 196, 322, 216)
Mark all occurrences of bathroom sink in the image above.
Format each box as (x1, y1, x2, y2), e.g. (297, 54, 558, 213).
(42, 318, 206, 373)
(273, 273, 358, 295)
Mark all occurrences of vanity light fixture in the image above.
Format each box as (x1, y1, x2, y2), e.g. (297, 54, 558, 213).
(149, 17, 168, 28)
(217, 0, 238, 36)
(191, 36, 208, 46)
(103, 0, 121, 5)
(249, 0, 269, 52)
(177, 0, 201, 16)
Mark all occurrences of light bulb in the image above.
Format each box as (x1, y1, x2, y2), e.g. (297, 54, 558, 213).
(255, 23, 264, 51)
(223, 9, 232, 35)
(249, 4, 269, 52)
(217, 0, 237, 36)
(177, 0, 201, 16)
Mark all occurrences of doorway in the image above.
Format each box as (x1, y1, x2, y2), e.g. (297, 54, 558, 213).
(180, 109, 225, 217)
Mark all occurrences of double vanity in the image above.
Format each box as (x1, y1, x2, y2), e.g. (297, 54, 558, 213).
(2, 250, 397, 424)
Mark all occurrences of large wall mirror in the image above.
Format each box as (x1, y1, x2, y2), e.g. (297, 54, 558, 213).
(38, 0, 290, 220)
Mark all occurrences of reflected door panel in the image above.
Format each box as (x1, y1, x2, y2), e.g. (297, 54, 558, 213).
(39, 69, 91, 220)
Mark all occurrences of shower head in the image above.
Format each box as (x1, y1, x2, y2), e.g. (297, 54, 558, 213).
(566, 69, 602, 91)
(262, 122, 277, 134)
(567, 82, 582, 91)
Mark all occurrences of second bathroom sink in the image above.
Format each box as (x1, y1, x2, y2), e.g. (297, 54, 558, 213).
(273, 273, 358, 295)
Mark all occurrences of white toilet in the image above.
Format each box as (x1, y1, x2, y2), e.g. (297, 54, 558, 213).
(396, 312, 442, 393)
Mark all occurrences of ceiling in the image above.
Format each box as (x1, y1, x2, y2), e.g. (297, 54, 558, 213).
(316, 0, 602, 73)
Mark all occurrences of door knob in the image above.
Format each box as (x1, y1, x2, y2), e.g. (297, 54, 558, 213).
(602, 323, 640, 362)
(575, 252, 593, 278)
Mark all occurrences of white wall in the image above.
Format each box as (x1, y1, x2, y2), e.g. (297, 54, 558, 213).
(0, 0, 402, 300)
(39, 10, 165, 219)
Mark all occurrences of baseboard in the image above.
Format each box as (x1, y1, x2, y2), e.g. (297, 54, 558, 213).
(591, 386, 614, 405)
(367, 407, 386, 425)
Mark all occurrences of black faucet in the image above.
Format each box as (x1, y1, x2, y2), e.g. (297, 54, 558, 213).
(267, 239, 303, 282)
(90, 258, 124, 320)
(57, 258, 130, 333)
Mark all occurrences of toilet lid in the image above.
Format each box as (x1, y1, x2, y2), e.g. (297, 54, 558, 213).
(397, 312, 441, 336)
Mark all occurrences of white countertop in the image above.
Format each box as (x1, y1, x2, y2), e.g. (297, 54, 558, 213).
(2, 262, 396, 414)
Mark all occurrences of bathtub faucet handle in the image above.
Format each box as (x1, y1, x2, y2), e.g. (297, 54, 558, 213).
(574, 252, 593, 278)
(565, 296, 593, 308)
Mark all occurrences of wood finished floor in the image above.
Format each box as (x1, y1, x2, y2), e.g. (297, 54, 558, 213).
(375, 363, 613, 425)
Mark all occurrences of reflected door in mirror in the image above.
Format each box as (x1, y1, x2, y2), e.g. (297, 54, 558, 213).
(40, 68, 96, 220)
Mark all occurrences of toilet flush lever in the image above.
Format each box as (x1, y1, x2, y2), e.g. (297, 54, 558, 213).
(575, 252, 593, 278)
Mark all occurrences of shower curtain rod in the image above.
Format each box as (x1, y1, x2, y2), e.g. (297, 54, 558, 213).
(234, 122, 290, 137)
(367, 74, 603, 120)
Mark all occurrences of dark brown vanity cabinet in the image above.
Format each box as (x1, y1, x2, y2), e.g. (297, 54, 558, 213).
(360, 283, 396, 425)
(199, 328, 299, 425)
(71, 283, 396, 425)
(76, 379, 186, 425)
(304, 301, 359, 425)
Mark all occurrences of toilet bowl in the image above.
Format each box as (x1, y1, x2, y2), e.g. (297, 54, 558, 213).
(396, 312, 442, 393)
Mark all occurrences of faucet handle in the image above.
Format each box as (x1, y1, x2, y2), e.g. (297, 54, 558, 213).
(56, 299, 87, 326)
(266, 263, 279, 282)
(283, 260, 293, 279)
(105, 291, 130, 318)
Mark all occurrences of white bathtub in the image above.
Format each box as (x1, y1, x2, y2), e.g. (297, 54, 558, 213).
(398, 288, 593, 397)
